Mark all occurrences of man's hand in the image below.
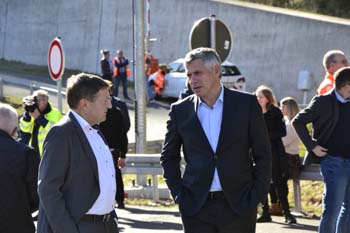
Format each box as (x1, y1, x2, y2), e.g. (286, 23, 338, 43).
(28, 108, 41, 119)
(118, 158, 126, 168)
(312, 145, 328, 157)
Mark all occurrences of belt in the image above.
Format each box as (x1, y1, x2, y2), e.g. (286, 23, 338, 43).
(207, 191, 225, 200)
(81, 211, 114, 222)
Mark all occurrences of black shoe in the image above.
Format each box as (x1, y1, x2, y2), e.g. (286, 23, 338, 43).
(125, 96, 131, 100)
(285, 214, 297, 224)
(257, 215, 272, 223)
(117, 203, 125, 209)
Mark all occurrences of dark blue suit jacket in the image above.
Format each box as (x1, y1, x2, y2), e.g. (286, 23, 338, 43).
(161, 88, 272, 217)
(0, 130, 40, 233)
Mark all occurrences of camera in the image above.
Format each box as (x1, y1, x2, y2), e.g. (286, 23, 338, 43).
(23, 95, 38, 113)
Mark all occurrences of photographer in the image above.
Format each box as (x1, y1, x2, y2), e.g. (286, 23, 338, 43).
(19, 90, 63, 156)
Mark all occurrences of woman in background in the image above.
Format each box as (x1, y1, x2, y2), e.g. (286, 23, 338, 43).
(280, 97, 301, 180)
(255, 85, 297, 224)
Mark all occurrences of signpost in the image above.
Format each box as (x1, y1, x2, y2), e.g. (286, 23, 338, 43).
(189, 15, 232, 62)
(48, 37, 65, 112)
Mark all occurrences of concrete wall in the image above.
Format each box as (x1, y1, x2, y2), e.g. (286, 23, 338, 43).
(1, 0, 350, 103)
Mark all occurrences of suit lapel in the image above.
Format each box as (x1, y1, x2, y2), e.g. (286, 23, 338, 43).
(192, 95, 215, 154)
(216, 88, 235, 154)
(68, 112, 99, 181)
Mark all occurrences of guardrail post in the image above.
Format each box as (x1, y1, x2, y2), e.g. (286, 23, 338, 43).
(152, 174, 159, 202)
(0, 77, 3, 98)
(30, 81, 36, 94)
(293, 178, 302, 213)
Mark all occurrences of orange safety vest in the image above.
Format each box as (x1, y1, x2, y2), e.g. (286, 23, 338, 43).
(113, 57, 131, 77)
(317, 72, 334, 95)
(154, 70, 165, 95)
(145, 55, 159, 76)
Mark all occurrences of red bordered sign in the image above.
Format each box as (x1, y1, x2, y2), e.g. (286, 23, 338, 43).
(48, 38, 65, 81)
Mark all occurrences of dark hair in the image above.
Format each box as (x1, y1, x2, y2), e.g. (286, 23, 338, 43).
(334, 66, 350, 90)
(66, 73, 110, 109)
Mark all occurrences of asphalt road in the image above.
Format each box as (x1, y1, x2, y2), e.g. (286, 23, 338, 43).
(117, 205, 319, 233)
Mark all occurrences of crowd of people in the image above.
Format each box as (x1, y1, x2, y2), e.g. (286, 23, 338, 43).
(0, 47, 349, 233)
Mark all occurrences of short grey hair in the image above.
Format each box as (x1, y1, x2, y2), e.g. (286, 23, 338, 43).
(33, 89, 49, 100)
(184, 47, 222, 77)
(323, 50, 345, 69)
(0, 103, 18, 135)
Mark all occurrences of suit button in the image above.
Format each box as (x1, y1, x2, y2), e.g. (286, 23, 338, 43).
(214, 155, 218, 160)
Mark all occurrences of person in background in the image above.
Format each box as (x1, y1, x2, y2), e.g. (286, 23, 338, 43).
(317, 50, 347, 95)
(19, 89, 63, 156)
(293, 67, 350, 233)
(280, 97, 301, 180)
(161, 47, 271, 233)
(113, 49, 131, 100)
(37, 73, 119, 233)
(100, 81, 129, 209)
(255, 85, 297, 224)
(0, 103, 40, 233)
(100, 49, 113, 82)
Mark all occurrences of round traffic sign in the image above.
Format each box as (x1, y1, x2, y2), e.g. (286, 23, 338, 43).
(48, 38, 65, 81)
(189, 17, 232, 62)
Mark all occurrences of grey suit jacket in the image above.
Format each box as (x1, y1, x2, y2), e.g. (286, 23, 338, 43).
(37, 112, 100, 233)
(161, 88, 272, 217)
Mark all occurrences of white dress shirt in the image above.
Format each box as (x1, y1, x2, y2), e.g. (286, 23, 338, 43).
(71, 110, 116, 214)
(197, 86, 224, 192)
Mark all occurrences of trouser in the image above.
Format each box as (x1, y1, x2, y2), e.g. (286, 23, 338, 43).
(319, 156, 350, 233)
(114, 75, 129, 98)
(78, 217, 118, 233)
(115, 167, 125, 205)
(181, 193, 257, 233)
(262, 176, 290, 216)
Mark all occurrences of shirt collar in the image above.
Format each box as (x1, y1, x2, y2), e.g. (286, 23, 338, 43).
(334, 90, 350, 103)
(70, 110, 95, 131)
(198, 84, 224, 107)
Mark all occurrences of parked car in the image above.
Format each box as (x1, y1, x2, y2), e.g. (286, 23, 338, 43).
(149, 58, 246, 98)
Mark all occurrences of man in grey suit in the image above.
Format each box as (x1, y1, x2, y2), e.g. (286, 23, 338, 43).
(37, 73, 118, 233)
(161, 47, 272, 233)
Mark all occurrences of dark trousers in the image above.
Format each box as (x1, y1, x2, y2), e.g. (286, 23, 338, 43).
(78, 219, 118, 233)
(114, 75, 129, 98)
(181, 197, 257, 233)
(115, 167, 125, 205)
(262, 176, 290, 216)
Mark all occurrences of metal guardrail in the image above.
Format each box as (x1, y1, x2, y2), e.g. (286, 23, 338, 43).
(123, 154, 322, 211)
(0, 76, 66, 98)
(292, 164, 322, 213)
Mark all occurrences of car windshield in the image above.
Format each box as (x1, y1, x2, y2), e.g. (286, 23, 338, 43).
(168, 61, 186, 73)
(221, 65, 241, 76)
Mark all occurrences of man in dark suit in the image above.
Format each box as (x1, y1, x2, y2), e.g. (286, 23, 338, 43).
(293, 67, 350, 233)
(0, 103, 40, 233)
(37, 73, 119, 233)
(160, 47, 272, 233)
(100, 85, 129, 209)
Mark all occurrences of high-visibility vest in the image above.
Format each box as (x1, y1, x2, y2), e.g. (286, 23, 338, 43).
(154, 70, 165, 95)
(317, 73, 334, 95)
(113, 57, 131, 77)
(19, 107, 63, 156)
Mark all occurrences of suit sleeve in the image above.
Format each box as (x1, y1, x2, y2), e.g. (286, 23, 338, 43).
(25, 148, 40, 212)
(292, 95, 320, 152)
(160, 104, 183, 202)
(249, 96, 272, 204)
(38, 126, 79, 233)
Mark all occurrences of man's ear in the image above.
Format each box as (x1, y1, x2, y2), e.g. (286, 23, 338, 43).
(214, 64, 221, 77)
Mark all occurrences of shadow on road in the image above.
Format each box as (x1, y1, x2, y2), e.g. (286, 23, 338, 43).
(270, 220, 318, 232)
(118, 207, 182, 232)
